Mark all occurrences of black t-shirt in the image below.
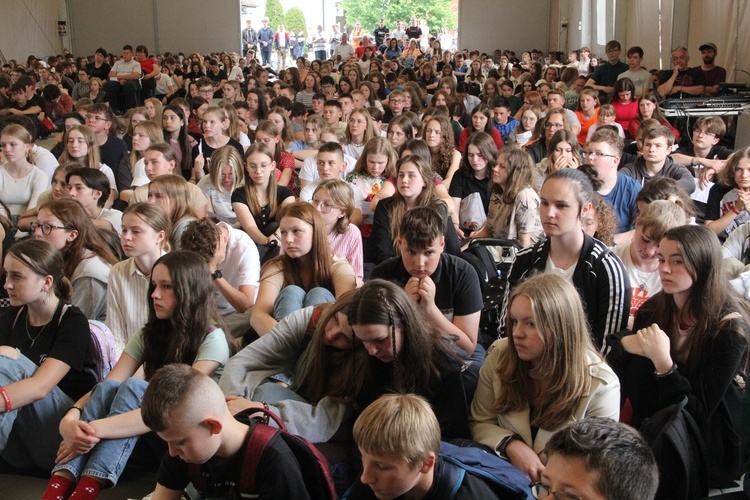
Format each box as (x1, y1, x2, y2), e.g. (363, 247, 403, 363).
(100, 135, 129, 182)
(231, 185, 294, 236)
(87, 62, 112, 80)
(208, 69, 228, 86)
(371, 253, 484, 321)
(373, 26, 390, 47)
(157, 426, 311, 499)
(192, 137, 245, 165)
(448, 173, 491, 215)
(589, 61, 629, 87)
(0, 303, 97, 401)
(405, 26, 422, 40)
(658, 67, 706, 98)
(674, 144, 733, 161)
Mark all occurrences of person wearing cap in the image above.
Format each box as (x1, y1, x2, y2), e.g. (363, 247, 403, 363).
(657, 46, 705, 99)
(700, 42, 726, 97)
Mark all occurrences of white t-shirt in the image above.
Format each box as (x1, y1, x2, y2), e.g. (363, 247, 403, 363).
(545, 256, 576, 281)
(32, 145, 58, 184)
(96, 207, 123, 235)
(298, 153, 357, 182)
(217, 222, 260, 315)
(612, 243, 661, 320)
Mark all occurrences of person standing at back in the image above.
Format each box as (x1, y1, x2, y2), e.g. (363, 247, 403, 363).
(258, 18, 275, 68)
(242, 19, 258, 57)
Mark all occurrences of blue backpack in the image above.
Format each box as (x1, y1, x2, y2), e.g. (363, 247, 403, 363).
(436, 442, 534, 500)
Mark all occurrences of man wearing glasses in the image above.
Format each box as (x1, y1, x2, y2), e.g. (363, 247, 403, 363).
(85, 103, 128, 190)
(104, 45, 141, 114)
(584, 128, 641, 241)
(195, 77, 217, 102)
(585, 40, 628, 97)
(657, 46, 706, 99)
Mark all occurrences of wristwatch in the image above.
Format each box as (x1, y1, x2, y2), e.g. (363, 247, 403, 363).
(211, 270, 223, 280)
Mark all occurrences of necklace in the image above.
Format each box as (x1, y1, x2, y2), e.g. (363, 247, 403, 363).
(635, 267, 658, 291)
(26, 312, 52, 348)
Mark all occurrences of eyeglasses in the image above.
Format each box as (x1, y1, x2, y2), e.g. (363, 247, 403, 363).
(694, 129, 716, 138)
(31, 222, 73, 235)
(583, 150, 618, 159)
(199, 88, 214, 95)
(86, 115, 109, 122)
(531, 482, 582, 500)
(390, 99, 405, 103)
(544, 122, 564, 129)
(311, 200, 339, 214)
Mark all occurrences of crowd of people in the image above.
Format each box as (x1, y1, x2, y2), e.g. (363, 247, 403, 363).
(0, 21, 746, 499)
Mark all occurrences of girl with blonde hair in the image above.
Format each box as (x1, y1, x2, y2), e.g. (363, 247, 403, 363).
(472, 273, 620, 482)
(58, 124, 117, 205)
(197, 144, 244, 224)
(0, 124, 48, 218)
(118, 120, 164, 202)
(147, 174, 198, 250)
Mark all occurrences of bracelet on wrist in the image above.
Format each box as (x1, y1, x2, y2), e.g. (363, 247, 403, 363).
(261, 402, 270, 425)
(654, 362, 677, 377)
(68, 405, 84, 417)
(498, 433, 522, 457)
(0, 386, 11, 412)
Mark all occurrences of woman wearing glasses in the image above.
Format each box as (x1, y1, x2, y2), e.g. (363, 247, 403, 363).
(524, 108, 572, 164)
(249, 201, 357, 336)
(232, 143, 295, 247)
(33, 199, 118, 322)
(0, 238, 98, 475)
(311, 179, 363, 282)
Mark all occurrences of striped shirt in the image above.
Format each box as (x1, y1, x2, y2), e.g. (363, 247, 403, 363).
(329, 224, 364, 280)
(105, 255, 163, 356)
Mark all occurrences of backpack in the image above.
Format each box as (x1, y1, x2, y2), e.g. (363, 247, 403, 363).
(435, 442, 534, 500)
(188, 407, 337, 500)
(87, 319, 117, 382)
(639, 396, 710, 500)
(12, 305, 117, 382)
(460, 238, 520, 348)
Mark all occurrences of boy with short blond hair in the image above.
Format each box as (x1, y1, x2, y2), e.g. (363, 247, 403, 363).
(345, 393, 497, 499)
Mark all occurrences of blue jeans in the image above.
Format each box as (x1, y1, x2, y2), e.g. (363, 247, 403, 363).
(315, 50, 327, 61)
(261, 48, 272, 66)
(273, 285, 335, 320)
(0, 351, 73, 471)
(53, 378, 149, 486)
(253, 380, 308, 404)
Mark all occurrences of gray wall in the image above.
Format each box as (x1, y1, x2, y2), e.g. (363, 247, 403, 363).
(68, 0, 241, 57)
(458, 0, 550, 54)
